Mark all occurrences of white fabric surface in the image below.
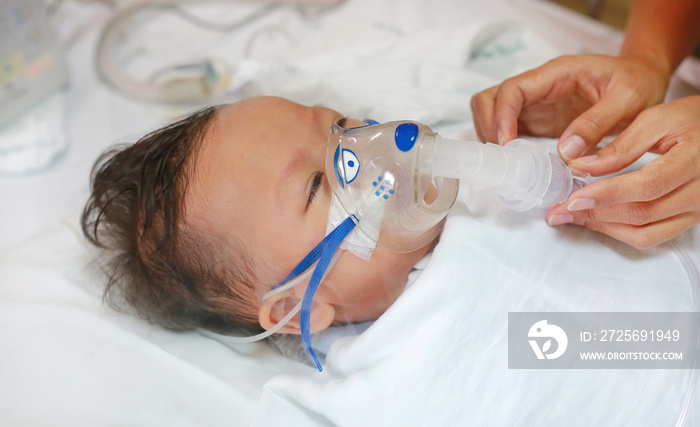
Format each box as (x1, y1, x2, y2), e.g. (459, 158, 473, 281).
(252, 188, 700, 427)
(0, 91, 70, 175)
(3, 1, 700, 426)
(253, 14, 560, 125)
(0, 221, 309, 426)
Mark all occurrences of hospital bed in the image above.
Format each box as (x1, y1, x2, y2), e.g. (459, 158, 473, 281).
(1, 0, 700, 425)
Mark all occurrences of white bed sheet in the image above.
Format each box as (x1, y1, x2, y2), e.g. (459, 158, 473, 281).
(252, 179, 700, 427)
(2, 1, 700, 426)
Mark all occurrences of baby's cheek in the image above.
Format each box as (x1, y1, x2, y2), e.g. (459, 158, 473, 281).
(367, 255, 408, 300)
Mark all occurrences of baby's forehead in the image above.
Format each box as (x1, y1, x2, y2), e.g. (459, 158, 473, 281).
(183, 99, 319, 248)
(216, 96, 324, 124)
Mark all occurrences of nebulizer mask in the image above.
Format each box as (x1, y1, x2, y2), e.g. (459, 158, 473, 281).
(204, 119, 585, 372)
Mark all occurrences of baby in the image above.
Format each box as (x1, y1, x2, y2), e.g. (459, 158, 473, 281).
(82, 96, 434, 341)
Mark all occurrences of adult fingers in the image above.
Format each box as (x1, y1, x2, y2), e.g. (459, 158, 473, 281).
(569, 97, 700, 177)
(492, 68, 563, 145)
(557, 90, 639, 161)
(581, 212, 700, 250)
(470, 86, 499, 143)
(491, 81, 523, 145)
(565, 144, 700, 210)
(490, 56, 588, 145)
(567, 105, 660, 177)
(549, 176, 700, 227)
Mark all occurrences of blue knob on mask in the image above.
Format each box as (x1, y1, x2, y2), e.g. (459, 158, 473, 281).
(394, 122, 419, 152)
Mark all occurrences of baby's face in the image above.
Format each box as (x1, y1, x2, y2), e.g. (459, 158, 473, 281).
(186, 97, 433, 329)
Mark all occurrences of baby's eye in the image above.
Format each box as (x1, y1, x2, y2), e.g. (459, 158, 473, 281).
(336, 117, 376, 129)
(307, 171, 325, 207)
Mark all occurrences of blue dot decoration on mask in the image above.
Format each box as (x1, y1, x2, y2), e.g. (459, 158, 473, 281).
(372, 176, 395, 201)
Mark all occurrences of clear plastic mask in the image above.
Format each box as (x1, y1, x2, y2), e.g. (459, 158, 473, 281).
(327, 121, 459, 253)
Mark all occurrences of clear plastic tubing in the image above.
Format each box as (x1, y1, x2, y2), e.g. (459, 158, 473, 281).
(419, 133, 582, 211)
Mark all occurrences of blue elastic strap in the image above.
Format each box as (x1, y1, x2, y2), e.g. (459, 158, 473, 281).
(271, 236, 327, 290)
(300, 216, 356, 371)
(271, 214, 357, 290)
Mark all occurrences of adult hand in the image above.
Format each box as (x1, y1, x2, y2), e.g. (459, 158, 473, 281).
(546, 96, 700, 249)
(470, 54, 669, 161)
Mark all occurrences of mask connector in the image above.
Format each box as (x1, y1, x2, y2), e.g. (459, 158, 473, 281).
(420, 135, 583, 211)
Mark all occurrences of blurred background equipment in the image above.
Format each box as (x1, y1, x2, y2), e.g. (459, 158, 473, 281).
(95, 0, 346, 106)
(0, 0, 69, 126)
(0, 0, 70, 174)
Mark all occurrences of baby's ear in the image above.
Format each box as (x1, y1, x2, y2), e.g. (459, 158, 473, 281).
(258, 289, 335, 335)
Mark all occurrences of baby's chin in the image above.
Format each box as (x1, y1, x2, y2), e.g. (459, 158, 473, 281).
(334, 279, 408, 325)
(342, 252, 431, 324)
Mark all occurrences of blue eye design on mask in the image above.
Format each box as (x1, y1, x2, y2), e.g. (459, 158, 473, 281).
(333, 146, 360, 188)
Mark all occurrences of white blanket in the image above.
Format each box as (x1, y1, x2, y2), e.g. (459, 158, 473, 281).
(252, 190, 700, 427)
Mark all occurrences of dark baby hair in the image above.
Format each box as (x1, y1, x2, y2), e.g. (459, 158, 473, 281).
(81, 106, 262, 335)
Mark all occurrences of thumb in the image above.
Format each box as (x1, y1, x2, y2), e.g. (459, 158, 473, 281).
(568, 111, 657, 177)
(557, 95, 630, 161)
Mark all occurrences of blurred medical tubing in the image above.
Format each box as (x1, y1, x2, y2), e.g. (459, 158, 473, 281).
(0, 0, 70, 174)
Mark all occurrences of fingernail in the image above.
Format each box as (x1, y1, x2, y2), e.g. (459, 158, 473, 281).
(568, 155, 597, 176)
(560, 135, 587, 160)
(548, 213, 574, 226)
(567, 197, 596, 211)
(497, 129, 505, 145)
(570, 155, 597, 165)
